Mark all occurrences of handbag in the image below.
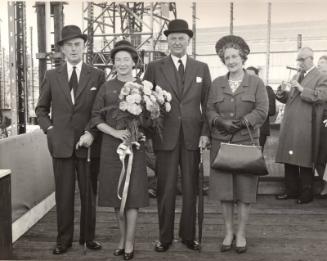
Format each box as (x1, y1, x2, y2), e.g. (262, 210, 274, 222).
(211, 120, 268, 176)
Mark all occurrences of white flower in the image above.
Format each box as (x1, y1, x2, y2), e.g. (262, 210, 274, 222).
(165, 102, 171, 112)
(119, 101, 128, 111)
(121, 86, 130, 96)
(127, 104, 142, 115)
(143, 80, 153, 90)
(155, 85, 163, 93)
(163, 91, 172, 102)
(126, 95, 135, 104)
(132, 93, 142, 104)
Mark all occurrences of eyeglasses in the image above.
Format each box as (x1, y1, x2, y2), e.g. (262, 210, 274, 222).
(296, 56, 312, 62)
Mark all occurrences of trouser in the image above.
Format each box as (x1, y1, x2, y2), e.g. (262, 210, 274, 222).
(52, 155, 99, 246)
(284, 163, 313, 198)
(156, 130, 199, 244)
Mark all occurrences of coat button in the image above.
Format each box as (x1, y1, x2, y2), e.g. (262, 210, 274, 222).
(230, 113, 234, 117)
(231, 98, 234, 102)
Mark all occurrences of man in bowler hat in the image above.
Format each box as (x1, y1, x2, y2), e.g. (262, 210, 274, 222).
(36, 25, 105, 254)
(143, 19, 211, 251)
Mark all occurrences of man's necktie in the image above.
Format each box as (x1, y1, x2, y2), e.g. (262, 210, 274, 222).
(298, 70, 305, 84)
(69, 66, 78, 96)
(178, 59, 185, 84)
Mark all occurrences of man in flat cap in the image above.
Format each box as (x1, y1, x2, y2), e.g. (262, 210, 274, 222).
(36, 25, 105, 254)
(143, 19, 211, 252)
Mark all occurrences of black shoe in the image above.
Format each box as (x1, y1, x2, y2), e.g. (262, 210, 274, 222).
(52, 243, 72, 255)
(113, 248, 124, 256)
(123, 251, 134, 260)
(220, 235, 235, 252)
(181, 240, 201, 251)
(316, 193, 327, 199)
(80, 240, 102, 250)
(296, 197, 313, 204)
(235, 244, 247, 254)
(275, 193, 298, 200)
(154, 241, 171, 252)
(148, 188, 157, 198)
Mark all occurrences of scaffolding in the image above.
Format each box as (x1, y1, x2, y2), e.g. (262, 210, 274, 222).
(82, 2, 177, 74)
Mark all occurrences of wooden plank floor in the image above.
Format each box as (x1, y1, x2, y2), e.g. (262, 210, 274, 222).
(12, 195, 327, 261)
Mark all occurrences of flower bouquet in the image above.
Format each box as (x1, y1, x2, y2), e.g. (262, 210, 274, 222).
(113, 80, 171, 217)
(114, 80, 172, 147)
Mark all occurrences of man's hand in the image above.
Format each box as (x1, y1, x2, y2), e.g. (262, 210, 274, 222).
(76, 131, 94, 149)
(290, 80, 304, 92)
(199, 135, 210, 149)
(323, 119, 327, 127)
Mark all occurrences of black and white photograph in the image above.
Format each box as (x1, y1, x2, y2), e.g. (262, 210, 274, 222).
(0, 0, 327, 260)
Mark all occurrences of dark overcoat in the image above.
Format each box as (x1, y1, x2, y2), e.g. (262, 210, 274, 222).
(275, 67, 327, 168)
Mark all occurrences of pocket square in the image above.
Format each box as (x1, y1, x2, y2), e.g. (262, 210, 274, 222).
(90, 87, 97, 91)
(196, 76, 202, 83)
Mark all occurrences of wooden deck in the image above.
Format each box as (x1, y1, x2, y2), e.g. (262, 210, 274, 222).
(12, 194, 327, 261)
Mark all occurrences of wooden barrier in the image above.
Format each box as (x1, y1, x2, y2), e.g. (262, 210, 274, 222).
(0, 169, 12, 259)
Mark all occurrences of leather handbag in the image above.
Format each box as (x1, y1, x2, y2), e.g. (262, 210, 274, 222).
(211, 121, 268, 176)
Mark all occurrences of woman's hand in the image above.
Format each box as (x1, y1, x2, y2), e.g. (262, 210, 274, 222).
(112, 129, 131, 142)
(214, 118, 240, 134)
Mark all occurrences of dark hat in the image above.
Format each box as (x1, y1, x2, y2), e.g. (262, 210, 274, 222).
(215, 35, 250, 56)
(110, 40, 138, 63)
(164, 19, 193, 38)
(57, 25, 87, 46)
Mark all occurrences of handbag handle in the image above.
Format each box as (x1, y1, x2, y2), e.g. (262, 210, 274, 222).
(229, 119, 256, 145)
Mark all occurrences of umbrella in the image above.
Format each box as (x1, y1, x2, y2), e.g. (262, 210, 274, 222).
(83, 147, 91, 255)
(198, 147, 204, 248)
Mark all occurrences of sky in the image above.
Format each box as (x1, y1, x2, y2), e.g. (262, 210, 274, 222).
(0, 0, 327, 51)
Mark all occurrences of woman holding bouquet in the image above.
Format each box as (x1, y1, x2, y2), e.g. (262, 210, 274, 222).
(207, 35, 268, 253)
(91, 40, 148, 260)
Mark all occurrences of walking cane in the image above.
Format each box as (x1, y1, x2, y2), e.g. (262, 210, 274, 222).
(83, 147, 91, 255)
(198, 147, 204, 250)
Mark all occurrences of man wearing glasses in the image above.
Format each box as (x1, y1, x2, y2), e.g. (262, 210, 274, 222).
(275, 47, 327, 204)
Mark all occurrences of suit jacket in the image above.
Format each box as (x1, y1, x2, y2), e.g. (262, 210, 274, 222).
(260, 85, 276, 136)
(275, 67, 327, 167)
(35, 63, 106, 158)
(143, 55, 211, 151)
(207, 71, 268, 143)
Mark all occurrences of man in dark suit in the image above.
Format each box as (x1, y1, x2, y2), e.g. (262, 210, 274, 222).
(143, 19, 211, 252)
(35, 25, 105, 254)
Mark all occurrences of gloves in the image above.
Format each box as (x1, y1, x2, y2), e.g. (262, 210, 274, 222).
(233, 118, 248, 129)
(213, 118, 240, 134)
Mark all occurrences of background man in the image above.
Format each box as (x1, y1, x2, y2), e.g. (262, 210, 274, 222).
(275, 47, 327, 204)
(36, 25, 105, 254)
(143, 19, 211, 252)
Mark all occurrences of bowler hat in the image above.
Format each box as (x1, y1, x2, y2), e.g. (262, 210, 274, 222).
(215, 35, 250, 56)
(110, 40, 139, 63)
(164, 19, 193, 38)
(57, 25, 87, 46)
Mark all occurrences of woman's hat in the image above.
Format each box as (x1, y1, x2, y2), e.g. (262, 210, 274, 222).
(215, 35, 250, 55)
(57, 25, 87, 46)
(110, 40, 138, 63)
(164, 19, 193, 38)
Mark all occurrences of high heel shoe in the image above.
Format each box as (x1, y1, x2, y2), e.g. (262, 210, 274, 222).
(113, 248, 124, 256)
(123, 251, 134, 260)
(235, 244, 247, 254)
(220, 235, 235, 252)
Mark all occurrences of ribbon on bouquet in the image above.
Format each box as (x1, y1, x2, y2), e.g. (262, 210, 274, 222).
(116, 141, 140, 219)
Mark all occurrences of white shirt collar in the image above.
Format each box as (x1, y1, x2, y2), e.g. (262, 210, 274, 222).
(171, 54, 187, 71)
(67, 60, 83, 80)
(304, 65, 315, 76)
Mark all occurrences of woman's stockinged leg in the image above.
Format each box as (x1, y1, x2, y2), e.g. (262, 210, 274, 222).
(221, 201, 234, 245)
(115, 208, 126, 250)
(125, 208, 139, 253)
(236, 202, 250, 247)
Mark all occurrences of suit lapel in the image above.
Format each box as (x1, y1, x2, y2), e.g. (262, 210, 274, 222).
(182, 56, 197, 96)
(160, 56, 180, 101)
(56, 64, 73, 106)
(75, 63, 91, 100)
(221, 75, 233, 95)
